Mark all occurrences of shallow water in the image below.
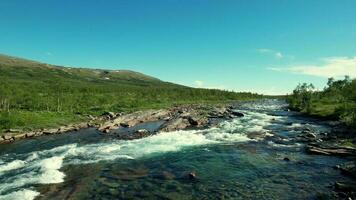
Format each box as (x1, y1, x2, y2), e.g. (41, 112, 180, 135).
(0, 100, 352, 199)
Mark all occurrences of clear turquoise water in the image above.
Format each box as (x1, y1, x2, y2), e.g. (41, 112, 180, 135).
(0, 100, 352, 200)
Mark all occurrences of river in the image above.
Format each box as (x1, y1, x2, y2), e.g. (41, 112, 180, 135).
(0, 100, 352, 199)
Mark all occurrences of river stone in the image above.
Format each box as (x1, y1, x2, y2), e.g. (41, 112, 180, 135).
(120, 122, 130, 127)
(231, 111, 244, 117)
(3, 135, 13, 140)
(187, 116, 199, 126)
(305, 132, 317, 139)
(14, 133, 26, 140)
(188, 171, 197, 180)
(43, 128, 58, 135)
(160, 118, 190, 132)
(26, 132, 36, 138)
(335, 181, 356, 192)
(340, 162, 356, 178)
(5, 129, 21, 133)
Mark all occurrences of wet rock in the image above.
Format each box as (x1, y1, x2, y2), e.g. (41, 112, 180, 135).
(160, 118, 190, 132)
(283, 157, 290, 161)
(187, 116, 199, 126)
(117, 129, 152, 140)
(333, 165, 341, 170)
(120, 122, 130, 128)
(163, 116, 170, 121)
(306, 146, 356, 156)
(231, 111, 244, 117)
(335, 181, 356, 192)
(188, 171, 197, 180)
(136, 129, 149, 134)
(35, 131, 43, 137)
(339, 162, 356, 179)
(247, 131, 266, 140)
(43, 128, 58, 135)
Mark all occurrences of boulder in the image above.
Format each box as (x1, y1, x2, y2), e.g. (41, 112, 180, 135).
(160, 118, 190, 132)
(26, 132, 36, 138)
(120, 122, 130, 128)
(43, 128, 58, 135)
(163, 116, 170, 121)
(187, 117, 199, 126)
(283, 157, 290, 161)
(188, 171, 197, 180)
(14, 133, 26, 140)
(3, 135, 13, 140)
(35, 131, 43, 136)
(231, 111, 244, 117)
(339, 162, 356, 178)
(103, 111, 116, 119)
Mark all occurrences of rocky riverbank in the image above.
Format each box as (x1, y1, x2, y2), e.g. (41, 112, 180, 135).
(293, 118, 356, 198)
(0, 103, 243, 144)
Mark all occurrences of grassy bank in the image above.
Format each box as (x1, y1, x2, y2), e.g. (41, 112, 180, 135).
(0, 54, 263, 134)
(287, 76, 356, 127)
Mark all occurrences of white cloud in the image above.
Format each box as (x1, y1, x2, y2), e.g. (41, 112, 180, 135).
(194, 80, 204, 87)
(45, 52, 52, 56)
(193, 80, 226, 90)
(269, 56, 356, 78)
(258, 48, 284, 59)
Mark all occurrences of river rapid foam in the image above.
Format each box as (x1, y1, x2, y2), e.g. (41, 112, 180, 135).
(0, 106, 279, 200)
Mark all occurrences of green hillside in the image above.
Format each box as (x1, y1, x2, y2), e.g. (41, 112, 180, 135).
(0, 54, 262, 133)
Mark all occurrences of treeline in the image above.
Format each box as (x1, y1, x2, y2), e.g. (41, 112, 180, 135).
(287, 76, 356, 128)
(0, 77, 260, 114)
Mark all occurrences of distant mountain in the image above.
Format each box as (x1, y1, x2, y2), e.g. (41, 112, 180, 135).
(0, 54, 172, 86)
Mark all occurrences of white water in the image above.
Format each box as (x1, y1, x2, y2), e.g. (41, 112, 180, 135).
(0, 108, 276, 200)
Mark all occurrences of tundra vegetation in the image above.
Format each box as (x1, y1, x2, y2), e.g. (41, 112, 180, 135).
(0, 54, 262, 134)
(287, 76, 356, 128)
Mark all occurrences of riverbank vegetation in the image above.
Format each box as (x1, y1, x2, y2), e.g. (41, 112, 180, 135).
(0, 54, 262, 134)
(287, 76, 356, 128)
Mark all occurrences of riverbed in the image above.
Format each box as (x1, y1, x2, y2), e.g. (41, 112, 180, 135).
(0, 100, 352, 199)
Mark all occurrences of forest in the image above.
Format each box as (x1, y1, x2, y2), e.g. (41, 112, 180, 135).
(287, 76, 356, 128)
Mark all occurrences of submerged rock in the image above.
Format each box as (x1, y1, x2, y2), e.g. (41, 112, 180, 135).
(339, 162, 356, 179)
(283, 157, 290, 161)
(188, 171, 197, 180)
(335, 181, 356, 192)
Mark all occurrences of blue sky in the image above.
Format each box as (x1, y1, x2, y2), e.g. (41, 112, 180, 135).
(1, 0, 356, 94)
